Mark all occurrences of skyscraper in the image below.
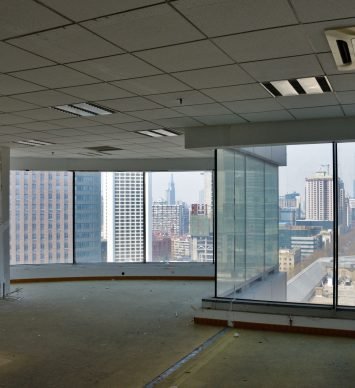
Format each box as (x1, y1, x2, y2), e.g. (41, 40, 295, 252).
(166, 174, 176, 205)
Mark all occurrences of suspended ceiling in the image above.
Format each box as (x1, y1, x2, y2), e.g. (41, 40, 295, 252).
(1, 0, 355, 160)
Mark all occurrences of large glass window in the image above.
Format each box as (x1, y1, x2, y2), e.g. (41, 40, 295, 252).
(147, 171, 213, 262)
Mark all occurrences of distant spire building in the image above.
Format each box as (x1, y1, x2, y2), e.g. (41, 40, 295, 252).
(166, 174, 176, 205)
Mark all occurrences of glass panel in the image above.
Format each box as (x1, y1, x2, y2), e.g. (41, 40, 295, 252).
(216, 144, 334, 304)
(10, 171, 74, 264)
(147, 171, 213, 263)
(337, 142, 355, 307)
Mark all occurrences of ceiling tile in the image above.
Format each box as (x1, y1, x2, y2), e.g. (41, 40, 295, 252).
(146, 90, 213, 107)
(60, 83, 134, 100)
(0, 113, 33, 125)
(0, 0, 68, 40)
(343, 104, 355, 116)
(290, 0, 355, 22)
(128, 108, 184, 120)
(0, 74, 45, 95)
(336, 91, 355, 104)
(9, 25, 122, 63)
(277, 93, 339, 109)
(87, 112, 138, 124)
(241, 55, 324, 82)
(97, 96, 161, 111)
(328, 74, 355, 92)
(83, 4, 203, 51)
(150, 117, 202, 128)
(214, 26, 313, 63)
(13, 90, 82, 107)
(114, 121, 160, 131)
(113, 74, 191, 95)
(0, 42, 53, 72)
(317, 52, 343, 75)
(68, 54, 161, 81)
(136, 40, 233, 72)
(14, 121, 64, 131)
(41, 0, 160, 22)
(16, 108, 73, 120)
(223, 98, 283, 114)
(193, 114, 246, 125)
(12, 65, 99, 88)
(174, 103, 231, 116)
(201, 83, 271, 102)
(289, 106, 344, 119)
(51, 117, 100, 128)
(0, 97, 39, 113)
(175, 0, 297, 37)
(80, 125, 126, 135)
(240, 110, 294, 122)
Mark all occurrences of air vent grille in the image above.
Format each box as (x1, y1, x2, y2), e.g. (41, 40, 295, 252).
(325, 27, 355, 70)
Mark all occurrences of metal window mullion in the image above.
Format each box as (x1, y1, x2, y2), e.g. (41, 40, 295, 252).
(332, 142, 338, 309)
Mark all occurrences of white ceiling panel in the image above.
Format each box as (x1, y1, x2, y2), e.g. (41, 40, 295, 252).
(80, 125, 127, 135)
(13, 90, 82, 107)
(87, 112, 138, 124)
(193, 114, 246, 125)
(97, 96, 161, 111)
(150, 117, 202, 128)
(0, 74, 45, 95)
(68, 54, 161, 81)
(0, 0, 69, 40)
(51, 117, 100, 128)
(0, 126, 29, 135)
(343, 104, 355, 116)
(175, 0, 297, 37)
(202, 84, 271, 102)
(0, 42, 53, 72)
(0, 114, 33, 125)
(146, 90, 213, 107)
(9, 25, 122, 63)
(136, 41, 233, 72)
(174, 103, 231, 116)
(16, 108, 73, 121)
(60, 83, 134, 101)
(240, 110, 294, 122)
(277, 93, 339, 109)
(12, 66, 99, 88)
(113, 74, 191, 95)
(223, 98, 283, 114)
(241, 55, 324, 82)
(0, 97, 39, 113)
(83, 4, 203, 51)
(114, 121, 160, 132)
(290, 0, 355, 23)
(317, 53, 345, 76)
(173, 64, 254, 89)
(328, 75, 355, 92)
(214, 26, 313, 63)
(336, 91, 355, 104)
(41, 0, 160, 22)
(128, 108, 184, 120)
(289, 106, 344, 119)
(14, 122, 64, 131)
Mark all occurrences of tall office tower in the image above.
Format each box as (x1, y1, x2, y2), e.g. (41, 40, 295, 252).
(74, 172, 102, 263)
(305, 171, 334, 221)
(103, 172, 144, 262)
(166, 174, 176, 205)
(10, 171, 73, 264)
(152, 201, 189, 237)
(279, 192, 301, 208)
(190, 204, 213, 262)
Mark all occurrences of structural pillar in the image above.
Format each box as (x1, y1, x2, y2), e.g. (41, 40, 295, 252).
(0, 147, 10, 297)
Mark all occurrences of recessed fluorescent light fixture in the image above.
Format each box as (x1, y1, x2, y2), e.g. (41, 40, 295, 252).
(14, 139, 55, 147)
(262, 76, 332, 97)
(137, 129, 179, 138)
(52, 102, 114, 117)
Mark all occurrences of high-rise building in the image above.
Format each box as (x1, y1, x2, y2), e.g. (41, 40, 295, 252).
(103, 172, 144, 262)
(152, 201, 189, 237)
(190, 204, 213, 262)
(74, 172, 102, 263)
(10, 171, 73, 264)
(166, 174, 176, 205)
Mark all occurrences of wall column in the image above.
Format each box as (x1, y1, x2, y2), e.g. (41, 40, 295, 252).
(0, 147, 10, 296)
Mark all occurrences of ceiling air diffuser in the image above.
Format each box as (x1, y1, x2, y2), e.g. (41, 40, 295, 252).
(325, 27, 355, 71)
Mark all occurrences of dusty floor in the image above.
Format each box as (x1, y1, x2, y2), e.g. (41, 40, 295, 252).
(0, 280, 217, 388)
(159, 328, 355, 388)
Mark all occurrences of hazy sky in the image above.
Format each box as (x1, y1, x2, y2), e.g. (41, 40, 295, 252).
(279, 143, 355, 197)
(151, 171, 209, 204)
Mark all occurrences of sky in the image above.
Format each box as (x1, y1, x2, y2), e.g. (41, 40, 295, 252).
(151, 171, 210, 205)
(279, 143, 355, 197)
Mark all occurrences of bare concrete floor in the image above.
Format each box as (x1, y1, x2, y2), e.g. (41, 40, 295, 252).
(159, 328, 355, 388)
(0, 280, 218, 388)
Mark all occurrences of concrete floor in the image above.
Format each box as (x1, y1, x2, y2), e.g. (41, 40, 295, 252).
(0, 280, 217, 388)
(1, 281, 355, 388)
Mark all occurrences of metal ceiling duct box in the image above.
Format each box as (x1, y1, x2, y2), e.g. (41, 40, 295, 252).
(325, 27, 355, 71)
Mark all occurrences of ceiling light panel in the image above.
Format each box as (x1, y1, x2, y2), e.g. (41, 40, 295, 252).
(53, 102, 114, 117)
(262, 76, 332, 97)
(137, 130, 163, 138)
(152, 129, 179, 136)
(72, 103, 113, 115)
(14, 139, 55, 146)
(53, 104, 95, 117)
